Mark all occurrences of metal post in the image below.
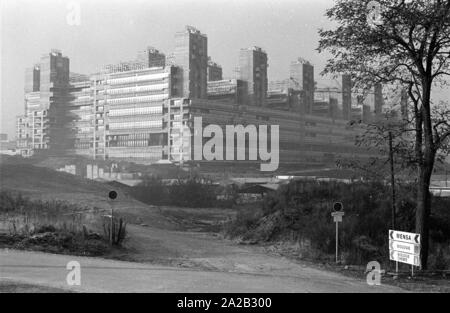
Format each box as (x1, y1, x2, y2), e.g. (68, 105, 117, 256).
(110, 205, 113, 245)
(411, 265, 414, 278)
(336, 221, 339, 264)
(180, 99, 183, 166)
(396, 261, 398, 275)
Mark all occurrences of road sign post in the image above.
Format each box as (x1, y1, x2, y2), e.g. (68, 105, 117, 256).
(335, 220, 338, 263)
(389, 230, 421, 276)
(332, 202, 344, 264)
(108, 191, 118, 245)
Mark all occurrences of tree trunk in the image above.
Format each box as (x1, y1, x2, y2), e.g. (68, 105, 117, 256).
(388, 131, 396, 229)
(416, 79, 434, 270)
(416, 162, 433, 269)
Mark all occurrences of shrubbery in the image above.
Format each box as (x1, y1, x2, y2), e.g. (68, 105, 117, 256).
(0, 191, 127, 254)
(225, 180, 450, 269)
(222, 202, 263, 240)
(130, 175, 224, 208)
(170, 178, 217, 207)
(130, 176, 169, 205)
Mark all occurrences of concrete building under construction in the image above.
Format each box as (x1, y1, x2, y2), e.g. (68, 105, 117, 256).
(16, 26, 396, 172)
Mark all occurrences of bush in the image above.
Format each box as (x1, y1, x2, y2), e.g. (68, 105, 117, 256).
(130, 175, 218, 208)
(223, 203, 263, 239)
(130, 176, 168, 205)
(102, 216, 127, 245)
(170, 177, 216, 208)
(0, 191, 128, 252)
(224, 180, 450, 268)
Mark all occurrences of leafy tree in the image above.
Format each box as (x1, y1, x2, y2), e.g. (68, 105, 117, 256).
(318, 0, 450, 268)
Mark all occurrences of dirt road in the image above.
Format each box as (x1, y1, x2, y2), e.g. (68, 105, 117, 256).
(0, 249, 402, 292)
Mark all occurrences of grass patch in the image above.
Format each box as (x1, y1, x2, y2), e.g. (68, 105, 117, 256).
(0, 190, 127, 256)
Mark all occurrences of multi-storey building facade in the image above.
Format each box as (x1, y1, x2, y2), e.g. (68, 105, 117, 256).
(207, 79, 247, 105)
(136, 47, 166, 68)
(173, 26, 208, 99)
(16, 26, 389, 172)
(24, 64, 40, 93)
(313, 91, 339, 119)
(65, 74, 92, 157)
(342, 74, 352, 120)
(267, 80, 302, 112)
(238, 47, 268, 107)
(17, 49, 70, 156)
(186, 98, 371, 171)
(89, 66, 183, 164)
(207, 58, 223, 81)
(374, 83, 384, 118)
(290, 58, 314, 114)
(15, 53, 378, 170)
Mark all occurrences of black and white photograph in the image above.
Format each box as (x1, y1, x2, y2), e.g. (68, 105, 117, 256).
(0, 0, 449, 297)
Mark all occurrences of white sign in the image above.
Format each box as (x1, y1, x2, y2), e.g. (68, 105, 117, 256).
(389, 250, 420, 267)
(389, 230, 421, 267)
(331, 211, 344, 223)
(389, 230, 420, 245)
(389, 240, 420, 255)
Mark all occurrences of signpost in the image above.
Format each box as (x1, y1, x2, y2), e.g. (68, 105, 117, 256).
(389, 250, 420, 266)
(389, 240, 420, 255)
(389, 230, 421, 276)
(331, 202, 344, 264)
(108, 191, 118, 245)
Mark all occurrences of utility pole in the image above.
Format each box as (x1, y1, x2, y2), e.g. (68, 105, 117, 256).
(388, 131, 396, 230)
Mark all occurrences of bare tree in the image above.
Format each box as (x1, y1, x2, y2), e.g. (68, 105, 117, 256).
(318, 0, 450, 268)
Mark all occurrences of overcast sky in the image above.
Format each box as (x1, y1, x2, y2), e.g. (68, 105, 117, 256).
(1, 0, 448, 138)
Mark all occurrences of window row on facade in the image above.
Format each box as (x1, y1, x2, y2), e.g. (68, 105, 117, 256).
(105, 83, 169, 95)
(106, 72, 169, 85)
(98, 94, 169, 105)
(108, 120, 163, 130)
(108, 106, 163, 116)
